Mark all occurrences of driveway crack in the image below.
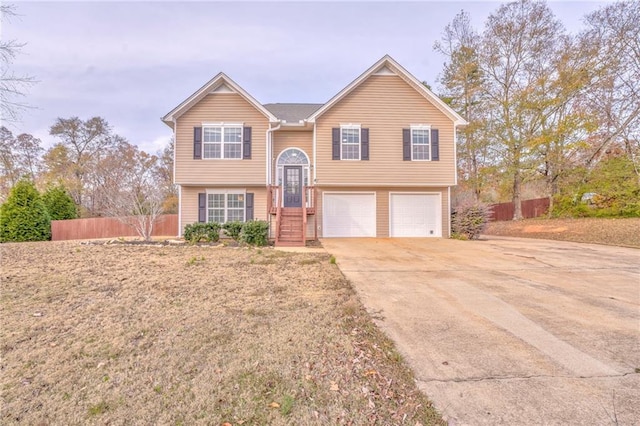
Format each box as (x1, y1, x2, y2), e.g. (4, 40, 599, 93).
(419, 371, 637, 384)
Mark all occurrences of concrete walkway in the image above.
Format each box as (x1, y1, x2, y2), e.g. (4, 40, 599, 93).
(321, 237, 640, 425)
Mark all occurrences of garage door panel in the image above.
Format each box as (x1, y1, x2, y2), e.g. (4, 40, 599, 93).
(390, 193, 441, 237)
(323, 193, 376, 237)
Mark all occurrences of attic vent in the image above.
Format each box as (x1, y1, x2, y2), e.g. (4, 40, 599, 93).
(211, 83, 234, 94)
(373, 66, 396, 76)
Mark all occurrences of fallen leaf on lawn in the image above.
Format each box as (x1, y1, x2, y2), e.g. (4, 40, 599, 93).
(221, 423, 232, 426)
(364, 369, 377, 376)
(269, 402, 280, 408)
(330, 381, 339, 391)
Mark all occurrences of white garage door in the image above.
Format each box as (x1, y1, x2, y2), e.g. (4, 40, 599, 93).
(323, 193, 376, 237)
(390, 193, 441, 237)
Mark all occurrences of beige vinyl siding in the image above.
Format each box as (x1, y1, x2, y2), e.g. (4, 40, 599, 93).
(180, 186, 268, 234)
(272, 130, 313, 182)
(315, 75, 456, 186)
(175, 93, 269, 185)
(315, 186, 449, 238)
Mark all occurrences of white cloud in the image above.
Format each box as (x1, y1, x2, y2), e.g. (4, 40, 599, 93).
(137, 133, 172, 156)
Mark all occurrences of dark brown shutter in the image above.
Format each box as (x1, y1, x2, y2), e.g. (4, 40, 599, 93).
(245, 192, 254, 221)
(402, 128, 411, 161)
(198, 193, 207, 222)
(431, 129, 439, 161)
(243, 127, 252, 159)
(361, 128, 369, 160)
(332, 128, 340, 160)
(194, 127, 202, 159)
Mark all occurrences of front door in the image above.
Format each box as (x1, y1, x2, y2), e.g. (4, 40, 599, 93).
(283, 166, 302, 207)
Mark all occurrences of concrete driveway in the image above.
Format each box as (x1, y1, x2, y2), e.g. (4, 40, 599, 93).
(321, 237, 640, 425)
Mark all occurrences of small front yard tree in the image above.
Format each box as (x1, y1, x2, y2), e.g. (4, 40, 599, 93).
(102, 143, 165, 241)
(0, 179, 51, 242)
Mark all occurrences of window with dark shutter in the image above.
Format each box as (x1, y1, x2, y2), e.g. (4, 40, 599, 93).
(194, 127, 202, 160)
(332, 128, 341, 160)
(431, 129, 439, 161)
(243, 127, 252, 159)
(402, 129, 411, 161)
(361, 128, 369, 160)
(245, 192, 254, 220)
(198, 193, 206, 222)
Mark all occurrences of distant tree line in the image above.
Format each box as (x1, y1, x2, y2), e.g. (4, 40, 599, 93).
(435, 0, 639, 219)
(0, 117, 176, 241)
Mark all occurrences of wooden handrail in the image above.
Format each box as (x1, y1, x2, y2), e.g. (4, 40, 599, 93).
(275, 186, 282, 245)
(302, 186, 307, 244)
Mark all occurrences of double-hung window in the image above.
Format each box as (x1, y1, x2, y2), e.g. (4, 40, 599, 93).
(203, 125, 242, 159)
(207, 192, 245, 223)
(340, 126, 361, 160)
(411, 126, 431, 161)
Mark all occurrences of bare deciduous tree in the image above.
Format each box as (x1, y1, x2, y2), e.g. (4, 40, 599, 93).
(0, 4, 36, 123)
(581, 0, 640, 180)
(48, 116, 115, 211)
(0, 126, 42, 201)
(435, 10, 492, 202)
(101, 143, 165, 241)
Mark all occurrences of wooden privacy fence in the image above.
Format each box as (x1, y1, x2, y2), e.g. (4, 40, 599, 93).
(51, 215, 178, 241)
(490, 198, 550, 221)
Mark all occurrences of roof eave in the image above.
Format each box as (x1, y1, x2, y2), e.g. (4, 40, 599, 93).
(161, 73, 278, 125)
(306, 54, 467, 126)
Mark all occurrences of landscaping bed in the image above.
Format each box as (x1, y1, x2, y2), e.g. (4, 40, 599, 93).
(484, 217, 640, 248)
(1, 241, 443, 425)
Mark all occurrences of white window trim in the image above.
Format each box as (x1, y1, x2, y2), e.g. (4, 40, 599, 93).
(205, 189, 246, 223)
(275, 147, 311, 189)
(410, 125, 431, 162)
(202, 123, 244, 160)
(340, 124, 361, 161)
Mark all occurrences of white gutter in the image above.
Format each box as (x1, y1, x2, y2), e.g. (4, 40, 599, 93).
(453, 124, 458, 186)
(266, 123, 281, 185)
(172, 118, 177, 185)
(177, 185, 182, 237)
(312, 122, 317, 182)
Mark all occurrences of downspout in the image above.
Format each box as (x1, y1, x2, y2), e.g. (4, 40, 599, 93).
(173, 118, 182, 237)
(266, 122, 281, 185)
(453, 124, 458, 186)
(448, 186, 451, 238)
(312, 121, 317, 183)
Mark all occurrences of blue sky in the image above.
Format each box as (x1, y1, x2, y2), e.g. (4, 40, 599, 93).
(3, 1, 608, 154)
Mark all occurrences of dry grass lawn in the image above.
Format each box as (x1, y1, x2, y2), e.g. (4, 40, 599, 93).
(1, 241, 443, 425)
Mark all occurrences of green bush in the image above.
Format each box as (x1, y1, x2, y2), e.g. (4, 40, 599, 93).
(183, 222, 221, 243)
(222, 221, 244, 241)
(0, 180, 51, 242)
(240, 220, 269, 246)
(451, 202, 492, 240)
(551, 156, 640, 218)
(42, 184, 77, 220)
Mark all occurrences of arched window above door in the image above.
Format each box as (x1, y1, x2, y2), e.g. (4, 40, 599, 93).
(277, 148, 309, 166)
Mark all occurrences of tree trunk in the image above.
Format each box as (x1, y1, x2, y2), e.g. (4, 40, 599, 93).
(512, 169, 523, 220)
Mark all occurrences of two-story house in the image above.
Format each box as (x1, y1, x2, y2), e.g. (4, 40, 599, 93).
(162, 55, 467, 246)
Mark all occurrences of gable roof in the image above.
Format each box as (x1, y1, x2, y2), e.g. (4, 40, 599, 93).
(263, 103, 323, 123)
(306, 55, 468, 127)
(162, 73, 278, 127)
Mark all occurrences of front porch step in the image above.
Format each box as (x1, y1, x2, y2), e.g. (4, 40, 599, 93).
(275, 208, 306, 247)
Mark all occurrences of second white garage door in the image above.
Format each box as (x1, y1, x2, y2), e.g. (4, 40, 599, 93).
(323, 193, 376, 237)
(390, 193, 441, 237)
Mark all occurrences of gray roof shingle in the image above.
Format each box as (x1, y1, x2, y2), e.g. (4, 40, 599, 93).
(263, 103, 324, 122)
